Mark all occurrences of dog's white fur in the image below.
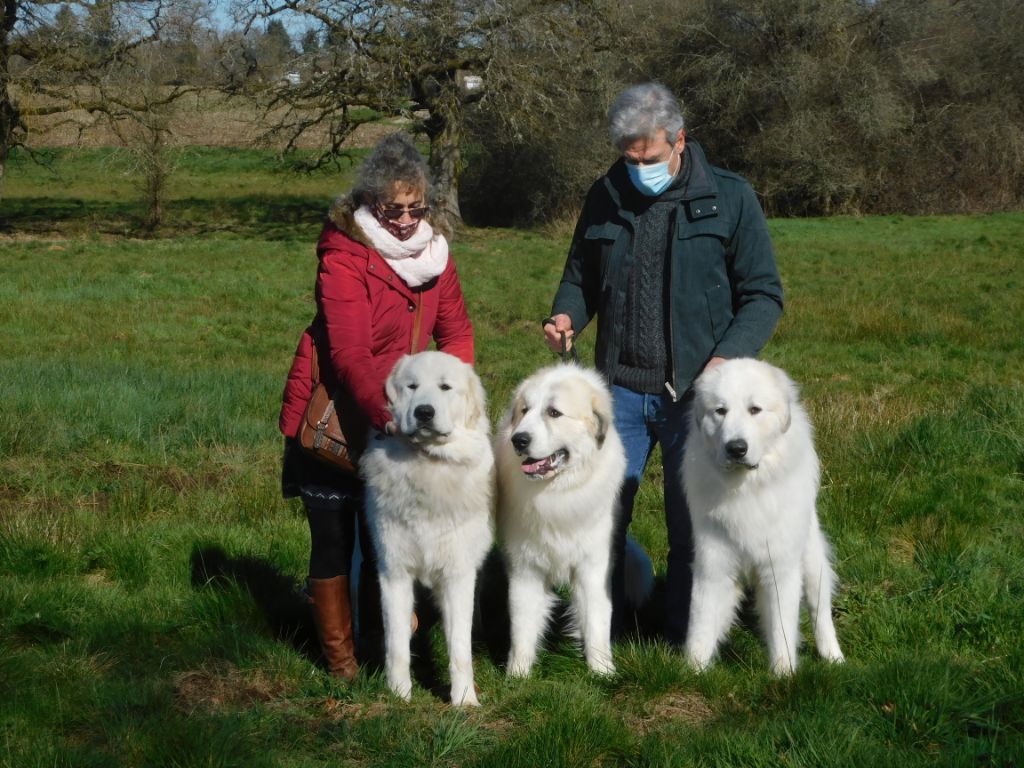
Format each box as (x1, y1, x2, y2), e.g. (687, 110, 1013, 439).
(361, 351, 494, 705)
(682, 358, 844, 675)
(495, 364, 626, 677)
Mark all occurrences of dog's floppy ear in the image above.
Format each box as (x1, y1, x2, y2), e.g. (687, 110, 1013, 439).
(771, 365, 795, 432)
(692, 370, 714, 432)
(385, 355, 410, 407)
(590, 382, 614, 449)
(463, 364, 488, 431)
(507, 392, 527, 430)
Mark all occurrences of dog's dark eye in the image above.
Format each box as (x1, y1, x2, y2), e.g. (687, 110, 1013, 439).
(749, 406, 762, 415)
(439, 383, 452, 391)
(407, 383, 418, 391)
(546, 407, 562, 418)
(715, 407, 728, 416)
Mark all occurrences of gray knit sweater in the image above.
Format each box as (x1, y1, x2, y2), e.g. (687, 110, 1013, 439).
(615, 148, 693, 393)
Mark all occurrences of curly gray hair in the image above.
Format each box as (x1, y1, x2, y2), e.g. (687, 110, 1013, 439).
(607, 83, 685, 149)
(352, 133, 431, 204)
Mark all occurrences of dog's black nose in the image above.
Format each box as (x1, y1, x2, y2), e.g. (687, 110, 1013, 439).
(414, 404, 435, 423)
(725, 439, 748, 459)
(511, 432, 531, 453)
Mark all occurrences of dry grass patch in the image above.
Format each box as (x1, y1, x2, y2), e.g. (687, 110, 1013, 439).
(174, 660, 292, 714)
(620, 691, 717, 735)
(321, 696, 392, 723)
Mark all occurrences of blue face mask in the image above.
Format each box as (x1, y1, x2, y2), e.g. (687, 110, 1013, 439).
(626, 149, 677, 197)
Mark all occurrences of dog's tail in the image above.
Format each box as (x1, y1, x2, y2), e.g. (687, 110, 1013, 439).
(624, 535, 655, 609)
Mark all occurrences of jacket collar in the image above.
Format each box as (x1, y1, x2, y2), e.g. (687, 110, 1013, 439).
(324, 195, 421, 301)
(603, 138, 719, 214)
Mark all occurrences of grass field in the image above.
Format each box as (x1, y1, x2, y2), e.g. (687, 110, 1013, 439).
(1, 149, 1023, 767)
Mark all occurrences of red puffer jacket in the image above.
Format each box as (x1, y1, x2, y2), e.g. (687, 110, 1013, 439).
(279, 197, 474, 438)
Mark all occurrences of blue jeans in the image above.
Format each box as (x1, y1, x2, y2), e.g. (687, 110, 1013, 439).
(610, 385, 693, 646)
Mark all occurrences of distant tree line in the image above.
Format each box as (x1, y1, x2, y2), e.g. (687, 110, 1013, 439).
(2, 0, 1021, 224)
(465, 0, 1024, 221)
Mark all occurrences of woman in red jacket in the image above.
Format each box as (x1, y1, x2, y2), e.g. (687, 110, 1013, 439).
(279, 133, 474, 680)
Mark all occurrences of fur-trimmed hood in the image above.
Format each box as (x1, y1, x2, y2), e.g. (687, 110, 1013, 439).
(327, 194, 373, 249)
(327, 193, 453, 245)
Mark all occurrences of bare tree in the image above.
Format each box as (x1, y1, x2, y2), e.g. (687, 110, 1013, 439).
(0, 0, 172, 200)
(234, 0, 626, 233)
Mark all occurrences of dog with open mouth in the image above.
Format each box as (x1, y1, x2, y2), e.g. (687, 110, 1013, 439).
(494, 363, 627, 677)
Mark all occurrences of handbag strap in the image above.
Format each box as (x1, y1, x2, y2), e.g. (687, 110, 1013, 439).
(309, 295, 421, 390)
(410, 296, 423, 354)
(309, 330, 322, 386)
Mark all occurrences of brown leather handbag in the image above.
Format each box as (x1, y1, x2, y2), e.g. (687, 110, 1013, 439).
(298, 338, 360, 475)
(298, 300, 422, 474)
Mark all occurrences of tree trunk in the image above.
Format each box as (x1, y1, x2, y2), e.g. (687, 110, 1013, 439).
(424, 89, 463, 238)
(0, 78, 17, 207)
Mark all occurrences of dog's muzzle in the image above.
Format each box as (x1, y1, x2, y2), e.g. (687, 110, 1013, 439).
(722, 439, 758, 470)
(512, 432, 569, 478)
(404, 403, 449, 442)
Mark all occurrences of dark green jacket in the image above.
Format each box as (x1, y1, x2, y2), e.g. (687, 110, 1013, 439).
(551, 140, 784, 398)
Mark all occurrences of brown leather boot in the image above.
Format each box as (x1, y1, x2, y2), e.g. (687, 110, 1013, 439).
(309, 576, 358, 681)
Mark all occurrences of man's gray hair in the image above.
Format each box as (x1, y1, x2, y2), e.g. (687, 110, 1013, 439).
(607, 83, 686, 149)
(353, 132, 431, 203)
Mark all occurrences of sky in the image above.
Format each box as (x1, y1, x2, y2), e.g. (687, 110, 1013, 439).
(208, 0, 315, 38)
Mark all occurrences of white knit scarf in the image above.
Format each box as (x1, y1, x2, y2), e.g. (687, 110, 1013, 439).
(353, 205, 449, 288)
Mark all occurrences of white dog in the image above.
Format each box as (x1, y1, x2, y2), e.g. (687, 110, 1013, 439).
(682, 358, 844, 675)
(360, 351, 494, 705)
(495, 364, 626, 677)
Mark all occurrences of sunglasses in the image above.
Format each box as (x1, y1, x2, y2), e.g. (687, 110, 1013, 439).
(375, 203, 430, 221)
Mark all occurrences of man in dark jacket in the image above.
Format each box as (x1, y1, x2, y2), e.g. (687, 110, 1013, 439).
(544, 83, 784, 646)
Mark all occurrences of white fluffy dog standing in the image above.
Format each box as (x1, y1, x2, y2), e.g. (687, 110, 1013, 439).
(682, 358, 844, 675)
(495, 364, 626, 677)
(361, 351, 494, 705)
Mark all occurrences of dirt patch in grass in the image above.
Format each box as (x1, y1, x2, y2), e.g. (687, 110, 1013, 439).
(174, 661, 291, 714)
(624, 692, 717, 734)
(322, 696, 391, 722)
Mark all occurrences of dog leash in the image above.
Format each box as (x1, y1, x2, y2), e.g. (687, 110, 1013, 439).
(558, 331, 580, 364)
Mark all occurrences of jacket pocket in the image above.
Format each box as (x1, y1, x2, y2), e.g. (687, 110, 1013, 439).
(705, 284, 733, 342)
(584, 222, 625, 286)
(584, 222, 624, 241)
(676, 216, 731, 242)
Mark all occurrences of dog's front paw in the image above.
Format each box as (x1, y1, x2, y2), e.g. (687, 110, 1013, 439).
(769, 656, 797, 677)
(387, 674, 413, 701)
(685, 648, 714, 673)
(821, 646, 845, 664)
(451, 683, 480, 707)
(586, 650, 616, 677)
(506, 656, 533, 678)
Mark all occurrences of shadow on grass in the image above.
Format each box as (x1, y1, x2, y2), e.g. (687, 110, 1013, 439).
(189, 544, 321, 667)
(1, 195, 328, 240)
(187, 543, 667, 700)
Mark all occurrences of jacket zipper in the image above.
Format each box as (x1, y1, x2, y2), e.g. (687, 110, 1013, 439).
(665, 207, 680, 402)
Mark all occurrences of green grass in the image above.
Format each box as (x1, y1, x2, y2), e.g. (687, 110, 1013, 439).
(1, 149, 1023, 767)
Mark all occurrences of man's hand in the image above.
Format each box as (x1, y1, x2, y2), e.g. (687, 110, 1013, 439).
(543, 314, 575, 354)
(703, 356, 728, 372)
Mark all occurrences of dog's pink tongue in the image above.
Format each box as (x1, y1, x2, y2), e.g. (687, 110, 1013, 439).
(521, 457, 550, 475)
